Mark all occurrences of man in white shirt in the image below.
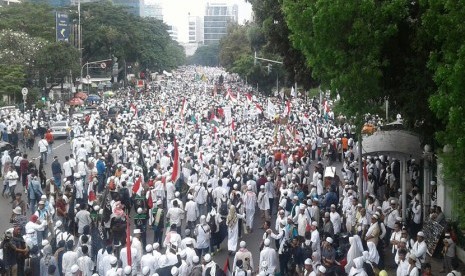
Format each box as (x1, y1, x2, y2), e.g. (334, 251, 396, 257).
(75, 204, 92, 235)
(329, 204, 341, 235)
(185, 194, 199, 230)
(38, 137, 49, 163)
(63, 156, 73, 183)
(410, 231, 427, 269)
(243, 185, 257, 232)
(166, 200, 185, 234)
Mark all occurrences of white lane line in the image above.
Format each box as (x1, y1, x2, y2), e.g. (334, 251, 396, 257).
(32, 141, 69, 160)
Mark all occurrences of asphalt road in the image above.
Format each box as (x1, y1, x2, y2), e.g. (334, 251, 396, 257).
(0, 139, 347, 272)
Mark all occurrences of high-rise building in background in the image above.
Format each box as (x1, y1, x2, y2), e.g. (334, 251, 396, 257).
(142, 2, 163, 20)
(203, 2, 238, 45)
(188, 15, 203, 44)
(167, 25, 178, 42)
(112, 0, 143, 17)
(0, 0, 21, 6)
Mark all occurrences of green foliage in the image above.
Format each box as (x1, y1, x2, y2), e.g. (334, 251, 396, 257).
(249, 0, 317, 90)
(35, 41, 80, 87)
(219, 24, 252, 70)
(423, 0, 465, 227)
(78, 2, 184, 71)
(0, 30, 47, 66)
(0, 64, 26, 101)
(0, 2, 55, 41)
(187, 44, 220, 67)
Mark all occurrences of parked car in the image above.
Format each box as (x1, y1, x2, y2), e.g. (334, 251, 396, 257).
(50, 120, 70, 138)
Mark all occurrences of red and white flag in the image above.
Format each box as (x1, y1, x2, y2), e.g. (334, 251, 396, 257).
(226, 88, 237, 102)
(132, 176, 143, 196)
(171, 138, 180, 183)
(129, 103, 138, 118)
(246, 93, 252, 103)
(146, 189, 153, 209)
(231, 119, 236, 132)
(255, 103, 263, 113)
(284, 100, 291, 116)
(87, 182, 96, 205)
(180, 98, 187, 118)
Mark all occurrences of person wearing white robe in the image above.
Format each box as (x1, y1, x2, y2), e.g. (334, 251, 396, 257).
(243, 185, 257, 231)
(76, 245, 94, 276)
(96, 247, 110, 276)
(226, 205, 245, 253)
(259, 239, 278, 274)
(348, 257, 368, 276)
(104, 256, 118, 276)
(132, 231, 143, 274)
(367, 241, 380, 265)
(257, 185, 270, 221)
(329, 204, 341, 234)
(345, 235, 364, 273)
(119, 246, 138, 270)
(62, 243, 78, 276)
(141, 245, 157, 275)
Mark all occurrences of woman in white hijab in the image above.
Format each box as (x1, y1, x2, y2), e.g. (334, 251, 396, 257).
(367, 241, 380, 265)
(345, 235, 364, 273)
(348, 256, 368, 276)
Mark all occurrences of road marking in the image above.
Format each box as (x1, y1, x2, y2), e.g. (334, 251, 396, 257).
(32, 141, 69, 160)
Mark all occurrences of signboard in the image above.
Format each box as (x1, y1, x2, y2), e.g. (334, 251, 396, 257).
(422, 219, 445, 256)
(21, 87, 28, 96)
(224, 105, 232, 124)
(56, 12, 69, 42)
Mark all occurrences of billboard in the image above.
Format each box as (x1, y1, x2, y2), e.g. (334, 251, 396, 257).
(56, 12, 70, 42)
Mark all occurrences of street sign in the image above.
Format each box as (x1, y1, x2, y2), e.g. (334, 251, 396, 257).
(86, 75, 91, 81)
(23, 95, 27, 101)
(21, 87, 28, 96)
(100, 62, 106, 69)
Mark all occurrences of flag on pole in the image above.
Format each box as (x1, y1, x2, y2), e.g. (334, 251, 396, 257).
(132, 176, 143, 196)
(147, 189, 153, 209)
(180, 98, 187, 119)
(231, 119, 235, 132)
(171, 138, 180, 183)
(246, 93, 252, 103)
(125, 214, 132, 266)
(255, 103, 263, 113)
(284, 100, 291, 117)
(87, 182, 96, 205)
(226, 88, 237, 102)
(129, 103, 138, 118)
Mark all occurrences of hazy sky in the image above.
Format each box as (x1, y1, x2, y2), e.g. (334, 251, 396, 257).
(147, 0, 253, 43)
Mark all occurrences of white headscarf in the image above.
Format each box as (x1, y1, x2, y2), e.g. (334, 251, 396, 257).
(345, 235, 364, 273)
(367, 241, 379, 264)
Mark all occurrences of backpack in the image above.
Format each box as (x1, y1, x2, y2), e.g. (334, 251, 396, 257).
(219, 198, 228, 216)
(206, 190, 214, 206)
(208, 214, 217, 233)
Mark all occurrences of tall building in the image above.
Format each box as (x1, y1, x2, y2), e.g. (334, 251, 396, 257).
(112, 0, 143, 17)
(142, 3, 163, 20)
(188, 15, 203, 44)
(203, 2, 238, 45)
(166, 25, 178, 42)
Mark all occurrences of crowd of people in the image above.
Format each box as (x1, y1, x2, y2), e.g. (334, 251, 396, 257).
(0, 66, 461, 276)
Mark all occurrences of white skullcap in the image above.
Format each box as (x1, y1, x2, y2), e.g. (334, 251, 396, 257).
(137, 208, 143, 214)
(319, 266, 327, 273)
(204, 253, 212, 262)
(145, 244, 153, 252)
(124, 265, 132, 274)
(326, 237, 333, 244)
(192, 256, 200, 263)
(142, 266, 150, 275)
(110, 256, 117, 265)
(264, 238, 270, 246)
(305, 258, 312, 265)
(153, 242, 160, 250)
(240, 241, 246, 248)
(171, 266, 179, 275)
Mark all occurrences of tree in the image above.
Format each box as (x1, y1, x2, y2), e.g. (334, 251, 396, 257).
(0, 65, 26, 103)
(423, 0, 465, 226)
(248, 0, 317, 90)
(0, 2, 55, 41)
(187, 44, 220, 67)
(219, 24, 251, 70)
(0, 30, 46, 66)
(35, 41, 80, 94)
(282, 0, 439, 137)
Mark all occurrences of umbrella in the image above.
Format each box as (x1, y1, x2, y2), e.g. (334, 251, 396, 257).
(74, 92, 88, 100)
(87, 94, 101, 102)
(103, 91, 114, 97)
(68, 97, 84, 106)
